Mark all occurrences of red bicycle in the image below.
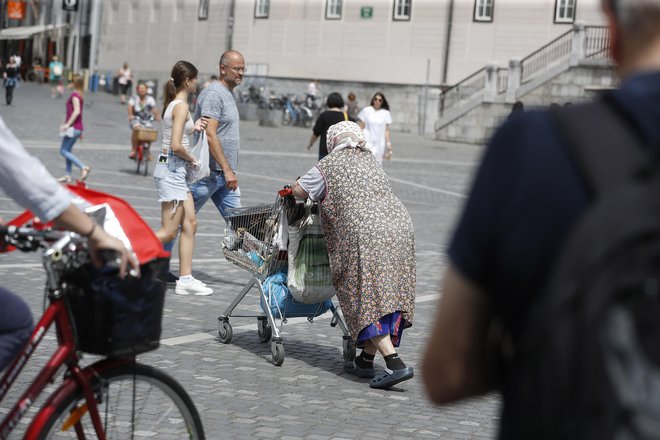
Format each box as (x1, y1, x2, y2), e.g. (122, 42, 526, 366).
(134, 127, 158, 176)
(0, 225, 205, 439)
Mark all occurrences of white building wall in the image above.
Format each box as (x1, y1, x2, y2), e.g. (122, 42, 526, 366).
(96, 0, 606, 87)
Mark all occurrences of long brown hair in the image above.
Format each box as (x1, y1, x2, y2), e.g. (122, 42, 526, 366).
(72, 74, 84, 94)
(162, 60, 198, 118)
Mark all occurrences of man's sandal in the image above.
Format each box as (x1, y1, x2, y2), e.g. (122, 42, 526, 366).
(369, 367, 414, 389)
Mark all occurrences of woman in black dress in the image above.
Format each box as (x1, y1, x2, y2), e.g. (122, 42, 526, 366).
(306, 92, 355, 160)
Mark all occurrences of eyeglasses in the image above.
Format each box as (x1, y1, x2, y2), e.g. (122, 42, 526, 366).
(222, 65, 246, 74)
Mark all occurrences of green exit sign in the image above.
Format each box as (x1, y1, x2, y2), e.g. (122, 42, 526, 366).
(360, 6, 373, 18)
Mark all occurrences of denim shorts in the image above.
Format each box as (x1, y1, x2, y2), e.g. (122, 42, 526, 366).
(153, 156, 189, 202)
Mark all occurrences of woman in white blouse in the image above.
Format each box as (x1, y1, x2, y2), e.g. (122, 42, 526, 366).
(358, 92, 393, 163)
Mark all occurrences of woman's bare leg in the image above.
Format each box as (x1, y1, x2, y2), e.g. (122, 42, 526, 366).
(369, 334, 397, 357)
(155, 201, 184, 244)
(178, 193, 197, 277)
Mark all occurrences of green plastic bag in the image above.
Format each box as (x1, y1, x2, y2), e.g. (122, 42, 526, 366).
(287, 209, 336, 304)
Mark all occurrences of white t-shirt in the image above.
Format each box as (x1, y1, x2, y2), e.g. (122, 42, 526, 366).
(357, 106, 392, 162)
(161, 100, 194, 154)
(307, 82, 318, 97)
(118, 68, 131, 85)
(128, 95, 157, 119)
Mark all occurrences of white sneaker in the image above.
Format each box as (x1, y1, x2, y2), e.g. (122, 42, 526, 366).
(175, 279, 213, 296)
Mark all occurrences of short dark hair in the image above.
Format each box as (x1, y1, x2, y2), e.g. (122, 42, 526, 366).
(326, 92, 344, 108)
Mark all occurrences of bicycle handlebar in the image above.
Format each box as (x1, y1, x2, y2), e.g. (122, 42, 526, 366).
(0, 225, 70, 252)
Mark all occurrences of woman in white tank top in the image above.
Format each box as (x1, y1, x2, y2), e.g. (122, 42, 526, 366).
(153, 61, 212, 296)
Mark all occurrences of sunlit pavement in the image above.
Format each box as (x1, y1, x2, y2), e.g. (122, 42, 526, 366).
(0, 82, 499, 439)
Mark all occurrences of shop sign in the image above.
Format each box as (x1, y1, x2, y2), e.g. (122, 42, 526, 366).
(62, 0, 79, 12)
(7, 1, 26, 20)
(360, 6, 373, 18)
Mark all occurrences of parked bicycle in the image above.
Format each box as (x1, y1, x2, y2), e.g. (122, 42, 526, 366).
(0, 225, 205, 439)
(282, 95, 314, 128)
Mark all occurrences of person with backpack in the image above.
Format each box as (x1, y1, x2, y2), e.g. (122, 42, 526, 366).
(422, 1, 660, 439)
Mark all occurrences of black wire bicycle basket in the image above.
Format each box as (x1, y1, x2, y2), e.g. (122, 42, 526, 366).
(63, 257, 169, 357)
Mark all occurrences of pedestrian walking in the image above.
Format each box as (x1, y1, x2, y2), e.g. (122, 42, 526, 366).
(3, 56, 19, 106)
(306, 92, 355, 160)
(117, 62, 133, 105)
(57, 75, 90, 183)
(293, 121, 416, 389)
(191, 50, 243, 215)
(346, 92, 359, 120)
(48, 55, 64, 99)
(164, 50, 245, 282)
(358, 92, 393, 162)
(153, 61, 211, 296)
(422, 0, 660, 438)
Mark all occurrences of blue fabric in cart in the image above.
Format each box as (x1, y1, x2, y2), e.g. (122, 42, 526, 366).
(261, 271, 332, 319)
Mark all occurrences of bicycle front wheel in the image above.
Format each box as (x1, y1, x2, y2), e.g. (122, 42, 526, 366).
(37, 362, 205, 439)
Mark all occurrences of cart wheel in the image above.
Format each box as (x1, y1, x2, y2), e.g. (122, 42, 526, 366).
(218, 321, 233, 344)
(271, 340, 285, 366)
(257, 317, 272, 343)
(342, 338, 356, 362)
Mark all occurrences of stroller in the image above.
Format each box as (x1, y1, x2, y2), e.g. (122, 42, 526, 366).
(217, 189, 355, 366)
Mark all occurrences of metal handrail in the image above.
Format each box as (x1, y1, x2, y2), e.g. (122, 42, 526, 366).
(439, 24, 611, 118)
(440, 67, 487, 116)
(585, 25, 610, 60)
(520, 29, 573, 84)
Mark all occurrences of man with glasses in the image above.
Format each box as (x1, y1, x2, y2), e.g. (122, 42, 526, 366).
(164, 50, 245, 282)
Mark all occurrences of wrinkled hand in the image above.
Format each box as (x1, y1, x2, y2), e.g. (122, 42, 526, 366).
(88, 229, 140, 278)
(194, 117, 208, 132)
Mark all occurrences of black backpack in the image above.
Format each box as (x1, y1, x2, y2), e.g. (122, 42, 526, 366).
(505, 98, 660, 439)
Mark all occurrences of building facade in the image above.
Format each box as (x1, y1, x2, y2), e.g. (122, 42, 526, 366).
(93, 0, 608, 134)
(97, 0, 605, 85)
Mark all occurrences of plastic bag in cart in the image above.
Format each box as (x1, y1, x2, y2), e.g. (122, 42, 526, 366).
(261, 271, 332, 319)
(287, 209, 336, 304)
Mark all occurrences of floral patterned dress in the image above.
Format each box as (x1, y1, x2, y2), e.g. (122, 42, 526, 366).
(316, 147, 416, 342)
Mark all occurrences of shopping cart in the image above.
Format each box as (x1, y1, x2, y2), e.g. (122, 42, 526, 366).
(218, 192, 355, 366)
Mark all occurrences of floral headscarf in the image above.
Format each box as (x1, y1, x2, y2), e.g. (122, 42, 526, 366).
(326, 121, 368, 154)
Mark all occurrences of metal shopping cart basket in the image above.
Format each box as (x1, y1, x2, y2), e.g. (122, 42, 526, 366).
(217, 192, 355, 366)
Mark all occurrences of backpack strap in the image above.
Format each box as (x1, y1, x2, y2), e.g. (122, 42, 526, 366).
(552, 99, 648, 197)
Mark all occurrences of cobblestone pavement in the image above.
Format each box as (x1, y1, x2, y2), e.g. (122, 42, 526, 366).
(0, 83, 500, 439)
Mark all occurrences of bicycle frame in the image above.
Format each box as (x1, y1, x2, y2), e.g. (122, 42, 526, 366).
(0, 290, 126, 439)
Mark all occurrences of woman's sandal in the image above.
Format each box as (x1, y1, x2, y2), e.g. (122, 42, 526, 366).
(344, 360, 376, 379)
(369, 367, 414, 389)
(57, 175, 72, 183)
(80, 166, 91, 181)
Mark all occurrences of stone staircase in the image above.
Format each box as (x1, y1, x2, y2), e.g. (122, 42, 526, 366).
(435, 22, 616, 145)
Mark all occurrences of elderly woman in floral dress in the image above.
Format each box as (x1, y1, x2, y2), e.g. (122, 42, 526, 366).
(292, 121, 416, 389)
